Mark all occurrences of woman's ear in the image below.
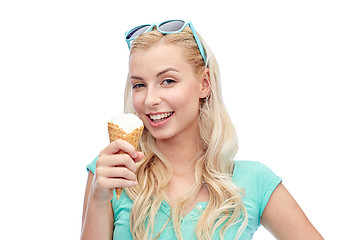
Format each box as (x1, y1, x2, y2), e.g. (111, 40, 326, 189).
(199, 68, 211, 99)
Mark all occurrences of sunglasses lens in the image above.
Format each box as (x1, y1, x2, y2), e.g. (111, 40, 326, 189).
(158, 20, 185, 32)
(126, 25, 151, 40)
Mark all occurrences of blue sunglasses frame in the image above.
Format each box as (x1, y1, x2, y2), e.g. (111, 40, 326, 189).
(125, 20, 206, 63)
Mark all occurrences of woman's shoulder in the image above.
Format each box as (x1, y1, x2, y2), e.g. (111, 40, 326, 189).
(233, 160, 279, 179)
(232, 160, 282, 200)
(233, 160, 282, 220)
(233, 160, 268, 176)
(233, 160, 259, 169)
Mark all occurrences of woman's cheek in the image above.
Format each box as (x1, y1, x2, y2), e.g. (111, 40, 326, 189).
(132, 94, 142, 113)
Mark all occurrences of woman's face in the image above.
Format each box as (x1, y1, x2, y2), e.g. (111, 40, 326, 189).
(129, 43, 209, 142)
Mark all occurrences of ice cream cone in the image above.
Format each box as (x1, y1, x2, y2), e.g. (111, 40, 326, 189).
(108, 121, 144, 200)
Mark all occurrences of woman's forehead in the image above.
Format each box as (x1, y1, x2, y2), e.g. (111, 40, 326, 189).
(129, 44, 189, 72)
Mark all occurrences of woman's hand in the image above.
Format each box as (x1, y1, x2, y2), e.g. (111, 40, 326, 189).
(81, 140, 143, 239)
(91, 139, 144, 204)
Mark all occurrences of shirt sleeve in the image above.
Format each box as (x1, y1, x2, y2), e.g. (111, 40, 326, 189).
(256, 162, 282, 218)
(86, 156, 99, 174)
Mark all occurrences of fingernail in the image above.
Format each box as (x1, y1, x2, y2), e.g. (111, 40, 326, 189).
(133, 152, 137, 158)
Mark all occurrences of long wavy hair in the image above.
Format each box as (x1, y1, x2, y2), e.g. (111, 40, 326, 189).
(123, 27, 248, 240)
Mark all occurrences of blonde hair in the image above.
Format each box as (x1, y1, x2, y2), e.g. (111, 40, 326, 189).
(123, 27, 248, 240)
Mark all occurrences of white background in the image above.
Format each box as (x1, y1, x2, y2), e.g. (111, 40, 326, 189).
(0, 0, 345, 239)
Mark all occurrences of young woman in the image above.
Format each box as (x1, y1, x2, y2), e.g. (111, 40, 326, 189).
(81, 20, 323, 240)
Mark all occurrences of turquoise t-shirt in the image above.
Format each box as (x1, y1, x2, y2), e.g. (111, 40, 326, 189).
(86, 159, 281, 239)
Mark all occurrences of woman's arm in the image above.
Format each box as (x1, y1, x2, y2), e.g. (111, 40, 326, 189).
(81, 171, 114, 240)
(80, 139, 143, 240)
(261, 183, 324, 240)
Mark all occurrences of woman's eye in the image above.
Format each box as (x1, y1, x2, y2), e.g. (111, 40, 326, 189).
(162, 79, 176, 85)
(132, 83, 145, 89)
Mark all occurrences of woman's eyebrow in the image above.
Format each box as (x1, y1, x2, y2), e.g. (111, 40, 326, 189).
(156, 68, 179, 78)
(130, 75, 144, 80)
(130, 68, 179, 80)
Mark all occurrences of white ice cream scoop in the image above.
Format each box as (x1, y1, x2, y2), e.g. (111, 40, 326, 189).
(110, 113, 143, 134)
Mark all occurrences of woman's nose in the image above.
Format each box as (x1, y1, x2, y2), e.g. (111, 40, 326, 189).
(144, 86, 161, 107)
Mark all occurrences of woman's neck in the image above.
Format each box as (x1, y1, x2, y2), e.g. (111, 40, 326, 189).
(156, 133, 201, 176)
(156, 132, 208, 207)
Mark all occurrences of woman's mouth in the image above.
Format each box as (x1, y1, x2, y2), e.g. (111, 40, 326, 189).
(147, 112, 174, 123)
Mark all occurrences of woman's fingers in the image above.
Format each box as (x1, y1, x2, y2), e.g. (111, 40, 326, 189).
(100, 139, 138, 158)
(97, 164, 137, 181)
(91, 140, 144, 203)
(133, 151, 144, 163)
(96, 175, 138, 189)
(97, 153, 138, 173)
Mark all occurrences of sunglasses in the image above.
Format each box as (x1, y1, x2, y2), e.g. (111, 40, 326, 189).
(125, 20, 206, 63)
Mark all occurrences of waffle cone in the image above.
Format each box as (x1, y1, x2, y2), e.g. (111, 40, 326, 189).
(108, 122, 144, 200)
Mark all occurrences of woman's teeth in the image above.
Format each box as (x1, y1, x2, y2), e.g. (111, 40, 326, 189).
(149, 112, 173, 122)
